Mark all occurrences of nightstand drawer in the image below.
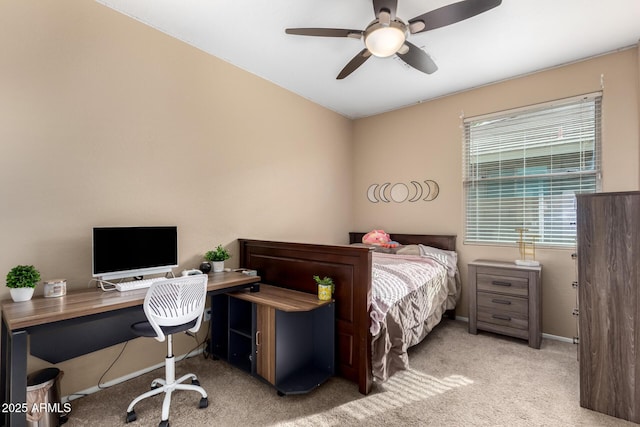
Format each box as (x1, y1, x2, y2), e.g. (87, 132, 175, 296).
(477, 309, 528, 331)
(477, 273, 528, 297)
(477, 292, 528, 317)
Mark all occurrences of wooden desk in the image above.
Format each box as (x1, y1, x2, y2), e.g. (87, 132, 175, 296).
(1, 272, 260, 427)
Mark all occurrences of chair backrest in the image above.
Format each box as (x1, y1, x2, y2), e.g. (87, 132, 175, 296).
(143, 274, 208, 342)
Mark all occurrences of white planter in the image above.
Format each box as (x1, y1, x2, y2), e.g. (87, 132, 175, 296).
(211, 261, 224, 273)
(9, 287, 35, 302)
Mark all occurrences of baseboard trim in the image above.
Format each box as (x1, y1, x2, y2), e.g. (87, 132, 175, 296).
(63, 348, 203, 402)
(541, 333, 574, 343)
(452, 317, 574, 343)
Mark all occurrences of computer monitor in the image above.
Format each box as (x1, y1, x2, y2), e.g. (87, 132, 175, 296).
(92, 226, 178, 281)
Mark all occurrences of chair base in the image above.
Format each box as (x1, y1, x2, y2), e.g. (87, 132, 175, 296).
(126, 342, 207, 426)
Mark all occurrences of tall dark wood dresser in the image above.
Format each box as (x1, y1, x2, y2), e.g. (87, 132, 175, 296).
(577, 191, 640, 423)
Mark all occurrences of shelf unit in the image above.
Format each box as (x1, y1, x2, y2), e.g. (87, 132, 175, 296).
(210, 284, 334, 395)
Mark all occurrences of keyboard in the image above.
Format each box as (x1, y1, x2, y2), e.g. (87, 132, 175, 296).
(115, 278, 160, 292)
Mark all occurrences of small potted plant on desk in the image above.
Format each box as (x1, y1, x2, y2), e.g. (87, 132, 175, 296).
(205, 245, 231, 273)
(6, 265, 41, 302)
(313, 275, 334, 301)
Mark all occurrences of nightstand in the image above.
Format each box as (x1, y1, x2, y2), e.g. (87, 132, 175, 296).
(468, 260, 542, 349)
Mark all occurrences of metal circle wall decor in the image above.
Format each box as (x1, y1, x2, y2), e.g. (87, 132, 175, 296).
(378, 183, 390, 202)
(390, 183, 409, 202)
(367, 180, 439, 203)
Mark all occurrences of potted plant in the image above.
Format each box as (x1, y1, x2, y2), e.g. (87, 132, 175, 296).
(6, 265, 41, 302)
(313, 275, 334, 301)
(205, 245, 231, 273)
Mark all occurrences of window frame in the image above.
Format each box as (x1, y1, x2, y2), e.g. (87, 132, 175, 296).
(462, 93, 602, 248)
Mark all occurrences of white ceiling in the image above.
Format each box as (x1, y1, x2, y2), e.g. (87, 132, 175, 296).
(96, 0, 640, 119)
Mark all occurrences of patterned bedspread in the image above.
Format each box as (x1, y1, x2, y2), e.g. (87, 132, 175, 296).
(370, 250, 459, 382)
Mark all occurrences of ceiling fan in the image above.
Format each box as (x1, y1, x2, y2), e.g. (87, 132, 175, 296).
(285, 0, 502, 79)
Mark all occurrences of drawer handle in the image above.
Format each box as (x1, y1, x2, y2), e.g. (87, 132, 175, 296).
(492, 280, 512, 287)
(492, 314, 512, 321)
(492, 299, 512, 305)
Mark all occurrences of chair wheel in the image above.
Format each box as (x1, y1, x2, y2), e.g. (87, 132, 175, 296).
(126, 411, 137, 423)
(158, 420, 169, 427)
(199, 397, 208, 409)
(191, 379, 200, 387)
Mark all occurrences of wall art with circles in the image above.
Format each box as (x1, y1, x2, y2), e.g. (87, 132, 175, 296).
(367, 180, 439, 203)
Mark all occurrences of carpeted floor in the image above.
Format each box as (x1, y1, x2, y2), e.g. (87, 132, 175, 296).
(63, 320, 633, 426)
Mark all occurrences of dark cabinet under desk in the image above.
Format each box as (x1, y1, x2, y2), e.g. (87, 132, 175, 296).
(210, 284, 335, 395)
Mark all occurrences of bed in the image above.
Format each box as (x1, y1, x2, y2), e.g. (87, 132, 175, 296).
(238, 232, 459, 395)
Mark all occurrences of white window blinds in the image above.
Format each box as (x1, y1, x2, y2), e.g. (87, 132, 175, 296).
(463, 93, 602, 247)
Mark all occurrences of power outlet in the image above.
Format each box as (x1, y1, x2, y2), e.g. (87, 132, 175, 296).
(204, 308, 212, 322)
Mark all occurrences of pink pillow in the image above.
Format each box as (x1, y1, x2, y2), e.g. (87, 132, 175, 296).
(362, 230, 398, 248)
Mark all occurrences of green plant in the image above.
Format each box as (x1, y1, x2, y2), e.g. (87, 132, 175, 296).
(205, 245, 231, 262)
(6, 265, 41, 289)
(313, 275, 334, 293)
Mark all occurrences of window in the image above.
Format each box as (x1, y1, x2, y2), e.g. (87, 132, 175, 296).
(463, 93, 602, 247)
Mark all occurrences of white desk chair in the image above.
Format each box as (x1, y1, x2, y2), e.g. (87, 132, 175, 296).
(125, 274, 209, 427)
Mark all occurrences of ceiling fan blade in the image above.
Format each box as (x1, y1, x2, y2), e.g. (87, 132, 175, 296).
(396, 41, 438, 74)
(373, 0, 397, 20)
(408, 0, 502, 34)
(337, 49, 372, 80)
(285, 28, 363, 39)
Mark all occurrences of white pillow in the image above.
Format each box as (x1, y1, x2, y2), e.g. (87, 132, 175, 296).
(394, 244, 420, 256)
(419, 244, 458, 277)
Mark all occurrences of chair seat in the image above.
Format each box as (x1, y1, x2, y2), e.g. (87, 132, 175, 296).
(131, 318, 198, 338)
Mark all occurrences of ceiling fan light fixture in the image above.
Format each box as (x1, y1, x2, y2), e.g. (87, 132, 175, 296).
(364, 21, 407, 57)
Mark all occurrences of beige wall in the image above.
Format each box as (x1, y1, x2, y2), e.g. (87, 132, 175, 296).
(353, 47, 640, 339)
(0, 1, 353, 395)
(2, 0, 638, 399)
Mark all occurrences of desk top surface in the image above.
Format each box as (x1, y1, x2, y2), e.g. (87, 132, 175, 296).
(230, 284, 332, 312)
(1, 272, 260, 330)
